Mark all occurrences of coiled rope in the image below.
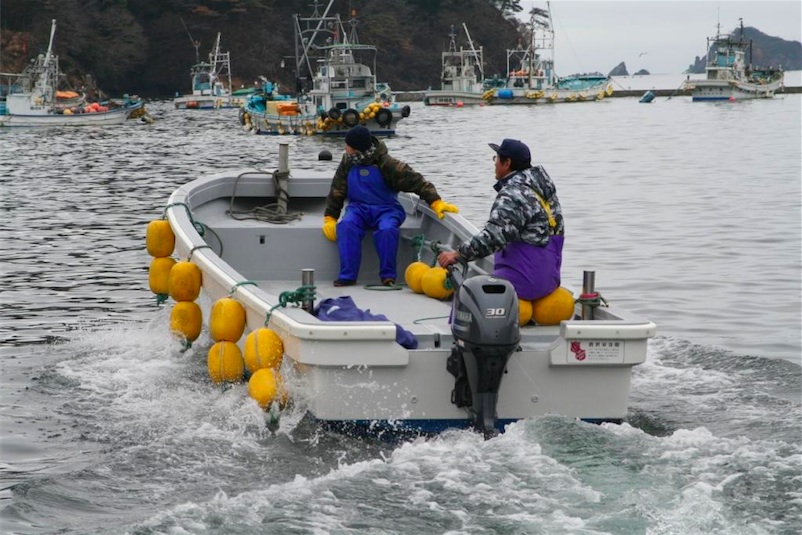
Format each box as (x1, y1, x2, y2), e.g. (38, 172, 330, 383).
(264, 285, 317, 323)
(227, 170, 303, 224)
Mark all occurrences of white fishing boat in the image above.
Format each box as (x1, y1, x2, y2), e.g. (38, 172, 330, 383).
(242, 1, 410, 136)
(159, 142, 656, 439)
(0, 20, 144, 127)
(684, 19, 784, 101)
(423, 24, 487, 107)
(483, 3, 613, 105)
(174, 33, 238, 110)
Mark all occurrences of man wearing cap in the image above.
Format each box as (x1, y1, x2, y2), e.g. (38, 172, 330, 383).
(437, 138, 564, 301)
(323, 125, 458, 287)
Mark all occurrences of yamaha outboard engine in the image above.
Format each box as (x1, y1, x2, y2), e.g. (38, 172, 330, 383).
(446, 266, 520, 438)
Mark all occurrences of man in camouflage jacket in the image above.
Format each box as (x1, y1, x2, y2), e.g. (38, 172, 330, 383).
(438, 138, 564, 301)
(322, 126, 458, 286)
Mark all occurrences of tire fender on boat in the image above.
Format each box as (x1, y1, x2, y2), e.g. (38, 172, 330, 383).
(342, 108, 360, 127)
(375, 108, 393, 127)
(328, 107, 341, 121)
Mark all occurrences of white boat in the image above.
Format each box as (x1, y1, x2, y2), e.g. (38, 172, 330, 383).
(242, 1, 410, 136)
(423, 24, 487, 107)
(162, 143, 657, 438)
(174, 33, 238, 110)
(483, 3, 613, 105)
(684, 19, 784, 101)
(0, 20, 144, 127)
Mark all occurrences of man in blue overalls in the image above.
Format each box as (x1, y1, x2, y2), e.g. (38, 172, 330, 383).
(322, 126, 458, 286)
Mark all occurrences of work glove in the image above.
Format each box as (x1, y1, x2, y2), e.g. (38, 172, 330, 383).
(430, 199, 459, 219)
(322, 216, 337, 241)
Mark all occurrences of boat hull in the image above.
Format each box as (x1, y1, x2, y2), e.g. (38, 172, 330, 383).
(486, 81, 613, 105)
(0, 104, 141, 127)
(688, 79, 784, 101)
(423, 90, 486, 106)
(165, 166, 656, 437)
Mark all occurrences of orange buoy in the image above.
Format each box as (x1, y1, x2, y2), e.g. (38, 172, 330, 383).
(146, 220, 175, 257)
(209, 297, 246, 342)
(248, 367, 278, 408)
(404, 261, 430, 294)
(149, 256, 176, 296)
(421, 266, 454, 300)
(518, 298, 533, 326)
(169, 300, 203, 342)
(207, 341, 245, 384)
(531, 287, 575, 326)
(168, 261, 202, 302)
(243, 327, 284, 373)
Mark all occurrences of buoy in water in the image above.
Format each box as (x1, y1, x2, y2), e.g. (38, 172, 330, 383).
(243, 327, 284, 373)
(149, 257, 176, 296)
(728, 95, 736, 102)
(421, 266, 454, 300)
(456, 101, 464, 107)
(319, 150, 332, 161)
(531, 287, 575, 326)
(247, 367, 278, 408)
(210, 297, 246, 342)
(169, 300, 203, 342)
(207, 341, 245, 383)
(146, 220, 175, 257)
(168, 261, 202, 302)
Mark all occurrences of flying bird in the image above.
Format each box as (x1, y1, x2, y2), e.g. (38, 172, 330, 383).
(638, 52, 648, 57)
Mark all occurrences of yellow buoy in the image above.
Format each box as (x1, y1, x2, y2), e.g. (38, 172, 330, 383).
(518, 298, 533, 326)
(421, 266, 454, 300)
(247, 367, 278, 408)
(207, 341, 245, 384)
(243, 327, 284, 373)
(146, 220, 175, 258)
(210, 297, 246, 342)
(168, 261, 202, 302)
(404, 261, 430, 294)
(149, 256, 176, 295)
(531, 287, 575, 326)
(169, 300, 202, 342)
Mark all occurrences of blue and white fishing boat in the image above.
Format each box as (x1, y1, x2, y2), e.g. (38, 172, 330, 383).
(242, 1, 410, 136)
(483, 3, 613, 105)
(0, 20, 143, 127)
(160, 142, 656, 439)
(684, 19, 785, 101)
(174, 33, 238, 110)
(423, 24, 488, 107)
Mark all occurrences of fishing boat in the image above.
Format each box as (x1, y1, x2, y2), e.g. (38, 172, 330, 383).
(483, 3, 613, 105)
(242, 1, 410, 136)
(423, 24, 488, 107)
(0, 20, 144, 127)
(174, 33, 237, 110)
(158, 142, 656, 439)
(684, 19, 784, 101)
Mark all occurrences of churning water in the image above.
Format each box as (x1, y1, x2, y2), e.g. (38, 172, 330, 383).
(1, 94, 800, 534)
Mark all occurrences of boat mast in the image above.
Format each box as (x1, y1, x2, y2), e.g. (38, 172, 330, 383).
(294, 0, 336, 86)
(462, 23, 484, 80)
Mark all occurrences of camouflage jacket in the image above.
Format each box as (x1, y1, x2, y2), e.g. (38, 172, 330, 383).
(324, 138, 442, 219)
(458, 165, 565, 261)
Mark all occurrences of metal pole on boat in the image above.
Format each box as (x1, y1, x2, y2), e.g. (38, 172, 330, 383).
(277, 141, 289, 214)
(581, 270, 596, 320)
(301, 269, 315, 312)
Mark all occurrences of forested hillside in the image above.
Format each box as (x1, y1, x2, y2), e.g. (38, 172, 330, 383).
(1, 1, 799, 98)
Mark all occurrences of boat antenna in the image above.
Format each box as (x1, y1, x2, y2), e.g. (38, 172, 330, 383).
(180, 18, 201, 64)
(462, 23, 484, 80)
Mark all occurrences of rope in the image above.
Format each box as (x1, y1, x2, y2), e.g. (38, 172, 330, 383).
(229, 281, 258, 295)
(163, 202, 223, 257)
(412, 315, 450, 324)
(264, 284, 317, 323)
(227, 170, 303, 224)
(155, 293, 168, 306)
(576, 292, 609, 308)
(188, 244, 212, 260)
(363, 283, 403, 291)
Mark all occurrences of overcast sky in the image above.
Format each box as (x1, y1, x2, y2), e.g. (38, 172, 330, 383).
(516, 1, 802, 75)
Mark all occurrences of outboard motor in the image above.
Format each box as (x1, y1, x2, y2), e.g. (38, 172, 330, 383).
(446, 266, 520, 438)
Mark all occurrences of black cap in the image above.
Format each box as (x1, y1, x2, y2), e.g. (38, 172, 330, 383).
(489, 138, 531, 163)
(345, 126, 372, 152)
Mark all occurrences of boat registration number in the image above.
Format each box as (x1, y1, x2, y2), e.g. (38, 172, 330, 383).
(566, 339, 625, 364)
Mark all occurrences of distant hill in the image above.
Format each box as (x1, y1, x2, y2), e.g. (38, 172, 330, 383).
(686, 26, 801, 73)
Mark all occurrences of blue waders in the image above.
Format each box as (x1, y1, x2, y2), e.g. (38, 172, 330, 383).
(337, 165, 406, 282)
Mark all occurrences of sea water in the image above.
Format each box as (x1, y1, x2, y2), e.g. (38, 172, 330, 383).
(0, 94, 800, 534)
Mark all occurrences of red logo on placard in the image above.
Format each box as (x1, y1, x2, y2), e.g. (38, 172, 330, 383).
(570, 341, 586, 361)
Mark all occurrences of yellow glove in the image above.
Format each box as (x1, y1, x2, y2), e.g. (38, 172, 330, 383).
(322, 216, 337, 242)
(430, 199, 459, 219)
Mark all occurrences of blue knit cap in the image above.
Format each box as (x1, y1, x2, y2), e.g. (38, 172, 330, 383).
(345, 126, 372, 152)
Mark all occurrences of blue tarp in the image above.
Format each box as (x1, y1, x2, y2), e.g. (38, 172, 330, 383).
(315, 296, 418, 349)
